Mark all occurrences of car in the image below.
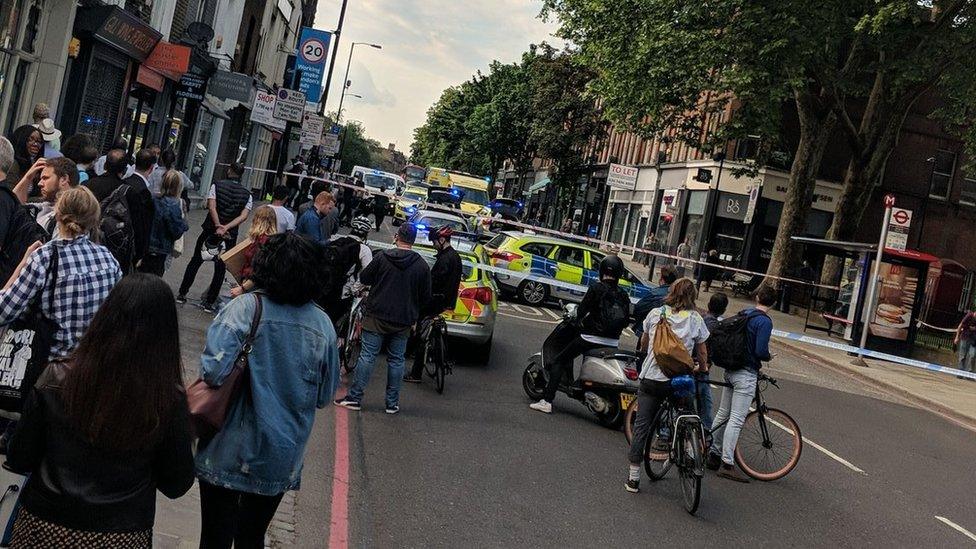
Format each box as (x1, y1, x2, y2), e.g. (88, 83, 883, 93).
(489, 198, 524, 220)
(411, 237, 498, 361)
(484, 231, 652, 306)
(407, 209, 472, 241)
(393, 186, 429, 224)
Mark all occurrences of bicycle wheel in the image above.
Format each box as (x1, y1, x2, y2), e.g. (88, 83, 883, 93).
(734, 408, 802, 481)
(678, 423, 703, 515)
(623, 400, 638, 444)
(343, 337, 361, 375)
(642, 405, 674, 481)
(433, 335, 446, 394)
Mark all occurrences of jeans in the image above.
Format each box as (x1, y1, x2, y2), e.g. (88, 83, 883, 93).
(178, 230, 235, 305)
(542, 323, 601, 403)
(695, 372, 714, 430)
(958, 339, 976, 373)
(627, 379, 671, 464)
(199, 481, 284, 549)
(347, 329, 410, 408)
(710, 368, 758, 465)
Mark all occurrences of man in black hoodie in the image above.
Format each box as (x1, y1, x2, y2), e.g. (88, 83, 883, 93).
(335, 222, 431, 414)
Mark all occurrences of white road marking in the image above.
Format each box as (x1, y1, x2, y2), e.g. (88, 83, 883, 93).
(497, 311, 559, 324)
(751, 409, 868, 475)
(542, 308, 562, 320)
(935, 516, 976, 543)
(510, 304, 543, 316)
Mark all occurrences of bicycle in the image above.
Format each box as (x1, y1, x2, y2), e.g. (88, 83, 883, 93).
(638, 377, 705, 515)
(338, 295, 364, 375)
(417, 315, 451, 394)
(625, 372, 802, 481)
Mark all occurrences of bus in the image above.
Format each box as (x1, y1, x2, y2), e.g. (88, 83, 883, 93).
(424, 168, 491, 215)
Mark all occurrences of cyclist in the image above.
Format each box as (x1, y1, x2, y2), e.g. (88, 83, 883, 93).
(326, 215, 374, 323)
(529, 255, 631, 414)
(626, 278, 709, 493)
(404, 225, 463, 383)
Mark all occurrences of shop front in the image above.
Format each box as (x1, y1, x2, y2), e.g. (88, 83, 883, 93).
(603, 166, 658, 257)
(60, 5, 161, 151)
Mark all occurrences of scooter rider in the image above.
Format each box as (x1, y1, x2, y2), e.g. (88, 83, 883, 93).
(404, 225, 463, 383)
(529, 255, 631, 414)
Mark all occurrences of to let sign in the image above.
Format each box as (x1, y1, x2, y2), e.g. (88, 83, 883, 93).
(885, 207, 912, 251)
(273, 88, 305, 123)
(606, 163, 638, 191)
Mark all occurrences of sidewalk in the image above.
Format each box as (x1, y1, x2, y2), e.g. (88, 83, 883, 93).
(622, 254, 976, 430)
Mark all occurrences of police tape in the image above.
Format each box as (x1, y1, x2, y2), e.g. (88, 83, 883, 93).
(229, 164, 838, 291)
(772, 329, 976, 381)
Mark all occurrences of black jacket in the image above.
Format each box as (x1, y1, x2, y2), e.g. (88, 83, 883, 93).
(6, 362, 194, 532)
(360, 247, 432, 327)
(425, 246, 462, 317)
(578, 280, 631, 339)
(123, 174, 155, 262)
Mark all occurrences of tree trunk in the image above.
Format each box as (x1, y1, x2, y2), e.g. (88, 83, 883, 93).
(764, 91, 836, 288)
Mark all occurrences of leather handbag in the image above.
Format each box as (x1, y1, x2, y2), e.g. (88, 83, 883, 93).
(652, 308, 695, 378)
(187, 294, 263, 436)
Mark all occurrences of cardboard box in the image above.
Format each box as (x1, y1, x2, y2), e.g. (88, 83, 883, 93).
(220, 238, 253, 284)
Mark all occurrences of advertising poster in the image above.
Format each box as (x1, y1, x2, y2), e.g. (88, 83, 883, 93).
(869, 262, 919, 341)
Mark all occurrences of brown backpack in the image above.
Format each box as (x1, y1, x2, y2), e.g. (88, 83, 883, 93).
(652, 308, 695, 378)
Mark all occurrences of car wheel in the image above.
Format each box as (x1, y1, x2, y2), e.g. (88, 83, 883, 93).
(392, 219, 402, 226)
(518, 280, 549, 306)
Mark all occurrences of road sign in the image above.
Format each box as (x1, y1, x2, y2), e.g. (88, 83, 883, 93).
(607, 163, 638, 190)
(250, 91, 286, 130)
(300, 112, 325, 148)
(321, 132, 340, 156)
(885, 207, 913, 251)
(884, 194, 896, 207)
(273, 88, 306, 123)
(743, 184, 761, 224)
(294, 27, 332, 103)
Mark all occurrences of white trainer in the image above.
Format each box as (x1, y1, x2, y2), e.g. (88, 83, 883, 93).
(529, 400, 552, 414)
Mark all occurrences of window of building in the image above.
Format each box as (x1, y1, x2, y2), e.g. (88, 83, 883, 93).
(929, 149, 956, 200)
(960, 177, 976, 206)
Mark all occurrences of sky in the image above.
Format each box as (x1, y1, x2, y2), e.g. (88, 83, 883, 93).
(313, 0, 558, 155)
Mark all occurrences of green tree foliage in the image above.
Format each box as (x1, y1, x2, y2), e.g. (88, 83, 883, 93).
(337, 121, 375, 176)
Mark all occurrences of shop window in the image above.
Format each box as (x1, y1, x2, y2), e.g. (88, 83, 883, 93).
(929, 149, 956, 200)
(959, 177, 976, 206)
(608, 203, 629, 243)
(4, 59, 29, 133)
(0, 1, 23, 50)
(624, 203, 641, 247)
(19, 0, 40, 54)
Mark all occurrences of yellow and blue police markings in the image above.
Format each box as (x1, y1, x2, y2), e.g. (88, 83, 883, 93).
(527, 255, 652, 300)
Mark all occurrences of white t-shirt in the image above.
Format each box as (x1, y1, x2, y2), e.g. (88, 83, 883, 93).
(270, 205, 296, 233)
(640, 305, 710, 382)
(207, 182, 254, 211)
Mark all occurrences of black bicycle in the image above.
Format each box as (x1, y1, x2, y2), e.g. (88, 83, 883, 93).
(626, 372, 802, 482)
(418, 316, 451, 394)
(640, 383, 705, 514)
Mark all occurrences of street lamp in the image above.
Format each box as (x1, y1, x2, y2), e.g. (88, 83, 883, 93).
(335, 42, 382, 125)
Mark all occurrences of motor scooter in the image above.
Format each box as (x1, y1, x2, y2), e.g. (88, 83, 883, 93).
(522, 304, 641, 428)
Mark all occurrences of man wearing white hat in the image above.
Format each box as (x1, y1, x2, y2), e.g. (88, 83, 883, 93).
(34, 118, 63, 159)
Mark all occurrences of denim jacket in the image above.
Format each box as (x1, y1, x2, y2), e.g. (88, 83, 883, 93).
(194, 293, 340, 495)
(148, 196, 188, 255)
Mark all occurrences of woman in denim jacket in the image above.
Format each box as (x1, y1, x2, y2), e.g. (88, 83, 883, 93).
(140, 171, 188, 276)
(195, 233, 340, 547)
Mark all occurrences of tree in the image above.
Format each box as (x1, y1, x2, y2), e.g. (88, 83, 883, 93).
(337, 121, 374, 176)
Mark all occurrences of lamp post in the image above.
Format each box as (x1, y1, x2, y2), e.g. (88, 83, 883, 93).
(335, 42, 381, 125)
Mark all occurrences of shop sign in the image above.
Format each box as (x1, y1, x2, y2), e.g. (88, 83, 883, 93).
(251, 91, 287, 131)
(94, 7, 161, 62)
(762, 182, 840, 213)
(716, 191, 748, 221)
(885, 207, 912, 251)
(175, 72, 207, 102)
(300, 112, 325, 148)
(743, 184, 761, 224)
(136, 66, 165, 92)
(607, 163, 638, 191)
(273, 88, 305, 123)
(662, 189, 679, 214)
(294, 27, 332, 103)
(144, 41, 191, 81)
(209, 70, 253, 103)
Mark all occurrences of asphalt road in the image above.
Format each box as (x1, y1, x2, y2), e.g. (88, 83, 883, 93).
(164, 211, 976, 547)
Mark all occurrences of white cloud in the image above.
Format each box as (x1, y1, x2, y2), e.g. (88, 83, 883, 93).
(314, 0, 557, 152)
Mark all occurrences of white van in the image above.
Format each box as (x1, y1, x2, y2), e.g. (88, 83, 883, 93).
(351, 166, 404, 197)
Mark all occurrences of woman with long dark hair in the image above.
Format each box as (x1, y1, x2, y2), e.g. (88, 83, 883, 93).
(195, 233, 339, 548)
(6, 274, 195, 547)
(7, 124, 43, 187)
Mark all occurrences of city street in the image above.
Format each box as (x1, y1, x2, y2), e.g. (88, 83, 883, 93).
(158, 213, 976, 547)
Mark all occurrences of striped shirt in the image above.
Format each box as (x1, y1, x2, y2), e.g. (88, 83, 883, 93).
(0, 236, 121, 358)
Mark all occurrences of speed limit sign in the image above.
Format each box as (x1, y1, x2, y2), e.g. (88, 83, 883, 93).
(300, 37, 327, 64)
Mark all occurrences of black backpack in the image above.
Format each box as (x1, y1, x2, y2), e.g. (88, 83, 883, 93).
(708, 310, 769, 371)
(99, 185, 135, 269)
(321, 236, 364, 300)
(0, 186, 48, 283)
(584, 285, 631, 338)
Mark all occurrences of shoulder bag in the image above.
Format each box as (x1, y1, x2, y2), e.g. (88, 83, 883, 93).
(187, 294, 263, 436)
(652, 308, 695, 378)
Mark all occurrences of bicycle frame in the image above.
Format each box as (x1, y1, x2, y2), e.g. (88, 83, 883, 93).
(706, 376, 771, 442)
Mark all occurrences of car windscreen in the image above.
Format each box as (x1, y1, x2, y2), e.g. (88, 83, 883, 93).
(416, 216, 467, 232)
(458, 188, 489, 205)
(401, 192, 425, 201)
(364, 174, 396, 191)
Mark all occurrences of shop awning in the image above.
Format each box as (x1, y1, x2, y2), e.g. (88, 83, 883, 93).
(201, 97, 230, 121)
(527, 178, 550, 195)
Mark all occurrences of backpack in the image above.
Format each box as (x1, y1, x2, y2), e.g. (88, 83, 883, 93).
(651, 308, 696, 378)
(0, 186, 48, 283)
(589, 286, 630, 337)
(99, 185, 135, 269)
(320, 236, 363, 300)
(708, 310, 769, 371)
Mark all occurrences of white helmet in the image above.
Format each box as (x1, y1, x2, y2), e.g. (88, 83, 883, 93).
(350, 216, 372, 238)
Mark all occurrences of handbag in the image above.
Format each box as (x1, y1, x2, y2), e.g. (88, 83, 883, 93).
(171, 204, 187, 258)
(186, 294, 262, 436)
(652, 308, 695, 378)
(0, 463, 27, 547)
(0, 250, 59, 417)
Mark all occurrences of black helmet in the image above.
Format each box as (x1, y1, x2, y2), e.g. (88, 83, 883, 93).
(599, 255, 625, 281)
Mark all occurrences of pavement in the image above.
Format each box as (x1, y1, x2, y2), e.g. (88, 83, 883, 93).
(150, 206, 976, 547)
